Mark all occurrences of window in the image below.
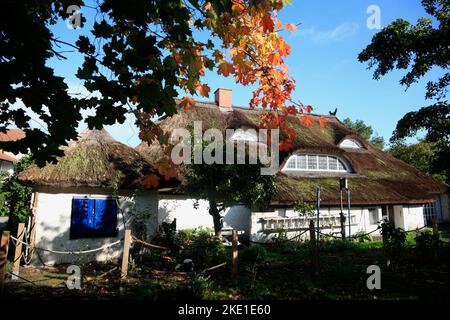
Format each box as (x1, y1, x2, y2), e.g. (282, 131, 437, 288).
(70, 197, 118, 239)
(423, 202, 437, 226)
(368, 208, 379, 225)
(340, 138, 364, 149)
(282, 154, 350, 172)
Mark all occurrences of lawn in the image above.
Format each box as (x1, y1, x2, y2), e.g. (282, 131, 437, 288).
(3, 229, 450, 300)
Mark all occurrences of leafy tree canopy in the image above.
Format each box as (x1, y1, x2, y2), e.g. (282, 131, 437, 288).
(358, 0, 449, 182)
(388, 139, 449, 185)
(342, 118, 385, 149)
(1, 0, 310, 170)
(358, 0, 450, 100)
(183, 142, 277, 234)
(0, 156, 33, 229)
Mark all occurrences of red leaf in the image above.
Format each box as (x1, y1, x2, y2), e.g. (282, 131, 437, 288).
(144, 174, 160, 189)
(304, 105, 313, 113)
(300, 115, 314, 127)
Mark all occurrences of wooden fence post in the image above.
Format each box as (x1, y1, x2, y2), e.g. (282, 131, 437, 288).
(120, 229, 132, 282)
(231, 230, 238, 278)
(432, 218, 438, 237)
(12, 223, 25, 280)
(309, 220, 318, 275)
(28, 192, 39, 258)
(0, 231, 11, 295)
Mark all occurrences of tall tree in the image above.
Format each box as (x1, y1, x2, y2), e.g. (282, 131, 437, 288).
(388, 139, 448, 185)
(342, 118, 385, 149)
(358, 0, 449, 181)
(1, 0, 312, 173)
(183, 142, 276, 235)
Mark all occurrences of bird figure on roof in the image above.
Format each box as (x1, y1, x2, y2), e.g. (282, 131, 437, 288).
(329, 108, 337, 116)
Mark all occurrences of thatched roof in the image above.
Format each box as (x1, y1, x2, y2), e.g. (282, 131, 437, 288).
(18, 129, 160, 189)
(137, 100, 447, 206)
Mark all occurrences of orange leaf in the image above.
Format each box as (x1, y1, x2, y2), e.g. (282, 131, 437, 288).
(144, 174, 160, 189)
(197, 83, 210, 98)
(319, 116, 327, 128)
(218, 61, 234, 77)
(178, 96, 195, 109)
(284, 23, 297, 32)
(300, 115, 314, 127)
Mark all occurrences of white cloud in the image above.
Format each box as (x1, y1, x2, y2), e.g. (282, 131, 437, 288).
(294, 22, 359, 44)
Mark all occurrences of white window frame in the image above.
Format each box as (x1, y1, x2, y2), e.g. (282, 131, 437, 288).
(339, 138, 364, 149)
(282, 154, 350, 173)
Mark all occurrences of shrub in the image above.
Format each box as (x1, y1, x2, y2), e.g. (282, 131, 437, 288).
(414, 231, 441, 260)
(187, 272, 213, 300)
(182, 229, 226, 270)
(353, 231, 373, 243)
(240, 245, 268, 265)
(380, 220, 406, 269)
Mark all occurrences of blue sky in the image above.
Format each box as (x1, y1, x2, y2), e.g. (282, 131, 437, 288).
(45, 0, 443, 147)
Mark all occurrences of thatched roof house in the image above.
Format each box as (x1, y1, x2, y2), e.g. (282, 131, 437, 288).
(19, 129, 159, 190)
(136, 95, 447, 207)
(136, 88, 448, 242)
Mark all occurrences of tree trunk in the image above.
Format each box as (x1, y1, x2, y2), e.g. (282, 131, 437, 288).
(209, 200, 223, 236)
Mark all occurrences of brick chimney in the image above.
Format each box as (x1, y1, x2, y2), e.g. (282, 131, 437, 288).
(214, 88, 232, 108)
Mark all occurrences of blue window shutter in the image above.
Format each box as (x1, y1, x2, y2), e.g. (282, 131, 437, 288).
(93, 199, 118, 237)
(71, 198, 95, 239)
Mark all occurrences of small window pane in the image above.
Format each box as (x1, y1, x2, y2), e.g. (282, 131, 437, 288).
(307, 155, 317, 170)
(297, 155, 307, 169)
(328, 157, 338, 170)
(369, 208, 379, 225)
(337, 160, 345, 171)
(318, 156, 328, 170)
(286, 157, 296, 169)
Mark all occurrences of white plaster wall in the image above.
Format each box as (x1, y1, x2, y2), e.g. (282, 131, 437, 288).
(249, 206, 384, 243)
(158, 196, 251, 238)
(403, 205, 425, 230)
(393, 205, 405, 230)
(32, 188, 158, 266)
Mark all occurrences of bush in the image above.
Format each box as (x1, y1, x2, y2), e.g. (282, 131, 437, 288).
(182, 229, 226, 270)
(414, 231, 441, 260)
(240, 245, 268, 265)
(353, 231, 373, 243)
(187, 272, 213, 300)
(380, 220, 406, 269)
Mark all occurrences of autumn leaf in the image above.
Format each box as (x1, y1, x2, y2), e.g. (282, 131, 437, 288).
(319, 116, 327, 128)
(178, 96, 196, 109)
(304, 105, 313, 113)
(300, 115, 314, 127)
(144, 174, 160, 189)
(284, 23, 297, 32)
(218, 61, 234, 76)
(262, 14, 275, 33)
(197, 83, 211, 97)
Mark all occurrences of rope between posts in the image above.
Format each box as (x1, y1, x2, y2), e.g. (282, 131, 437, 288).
(131, 236, 169, 250)
(9, 235, 122, 255)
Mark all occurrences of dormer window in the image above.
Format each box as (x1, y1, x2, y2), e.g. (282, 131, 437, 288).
(340, 138, 364, 149)
(229, 128, 258, 142)
(282, 154, 351, 172)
